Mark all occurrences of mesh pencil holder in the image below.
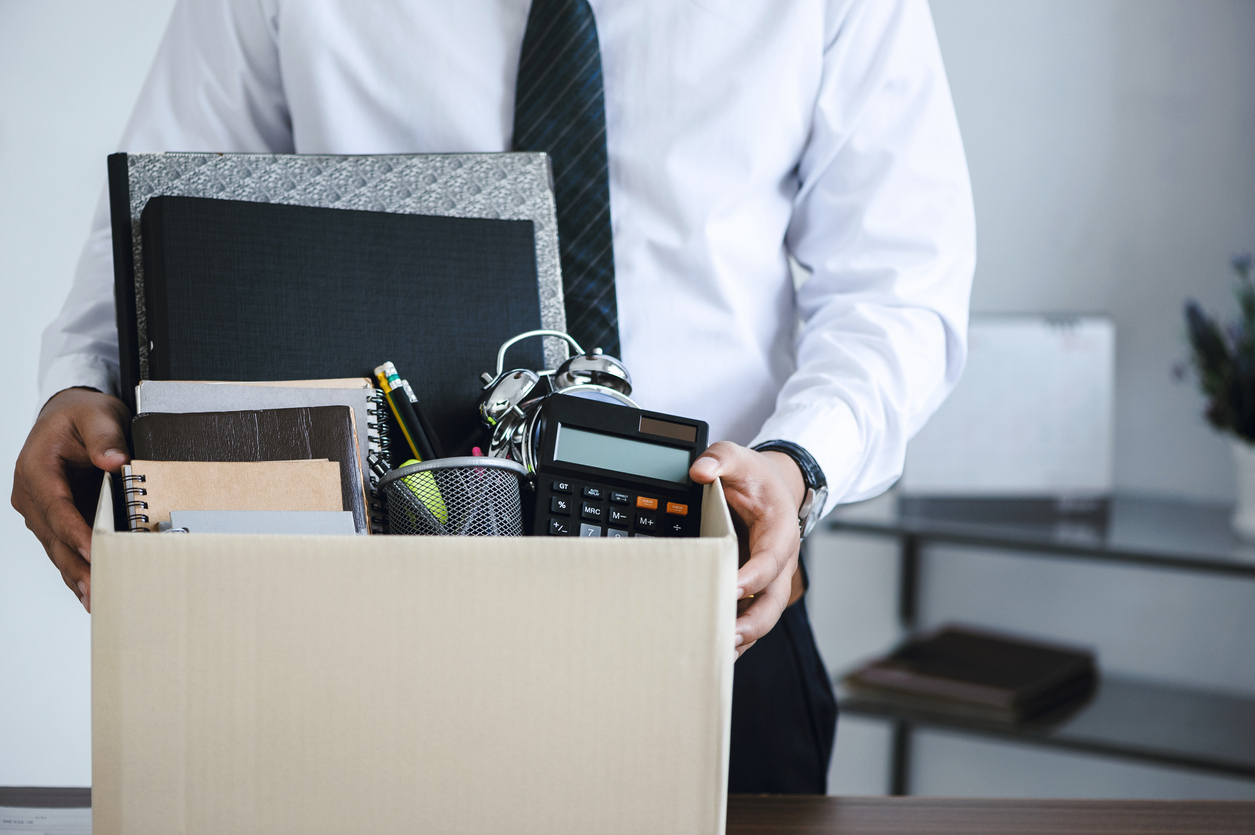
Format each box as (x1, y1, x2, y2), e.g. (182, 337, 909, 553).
(379, 457, 530, 536)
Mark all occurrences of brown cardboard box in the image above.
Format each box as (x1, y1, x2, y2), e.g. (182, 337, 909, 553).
(91, 475, 737, 834)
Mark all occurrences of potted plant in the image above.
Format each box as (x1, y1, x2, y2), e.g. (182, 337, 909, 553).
(1182, 253, 1255, 539)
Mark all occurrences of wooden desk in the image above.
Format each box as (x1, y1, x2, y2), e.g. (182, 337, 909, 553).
(4, 789, 1253, 833)
(727, 796, 1255, 834)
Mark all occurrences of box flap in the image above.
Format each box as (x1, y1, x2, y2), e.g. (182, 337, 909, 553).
(95, 472, 115, 536)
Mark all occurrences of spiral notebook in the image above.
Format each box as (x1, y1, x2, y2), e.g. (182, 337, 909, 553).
(134, 379, 389, 522)
(130, 405, 369, 533)
(121, 460, 344, 532)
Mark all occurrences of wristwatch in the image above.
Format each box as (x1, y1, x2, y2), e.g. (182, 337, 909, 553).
(751, 440, 829, 538)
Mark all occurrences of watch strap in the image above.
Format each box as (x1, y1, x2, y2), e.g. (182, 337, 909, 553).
(751, 440, 827, 491)
(751, 439, 829, 538)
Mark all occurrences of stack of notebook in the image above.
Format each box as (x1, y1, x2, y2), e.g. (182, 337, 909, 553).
(107, 151, 564, 531)
(122, 379, 383, 535)
(109, 152, 560, 455)
(842, 625, 1098, 724)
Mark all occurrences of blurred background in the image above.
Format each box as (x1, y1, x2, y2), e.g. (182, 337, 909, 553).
(2, 0, 1253, 797)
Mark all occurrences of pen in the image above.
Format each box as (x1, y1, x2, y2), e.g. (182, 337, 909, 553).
(375, 362, 442, 461)
(375, 363, 449, 525)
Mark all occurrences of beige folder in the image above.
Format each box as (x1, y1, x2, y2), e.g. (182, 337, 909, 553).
(92, 475, 737, 835)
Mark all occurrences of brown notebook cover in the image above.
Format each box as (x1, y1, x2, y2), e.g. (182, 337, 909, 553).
(122, 460, 343, 532)
(131, 406, 368, 533)
(843, 625, 1097, 723)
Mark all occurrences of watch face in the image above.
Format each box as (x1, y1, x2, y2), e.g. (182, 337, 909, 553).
(801, 485, 829, 539)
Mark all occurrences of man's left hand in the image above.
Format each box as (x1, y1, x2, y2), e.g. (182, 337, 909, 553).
(689, 442, 807, 659)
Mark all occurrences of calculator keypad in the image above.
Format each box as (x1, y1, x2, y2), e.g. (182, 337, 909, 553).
(541, 478, 696, 538)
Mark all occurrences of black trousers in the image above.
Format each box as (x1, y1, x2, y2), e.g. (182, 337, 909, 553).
(727, 595, 838, 794)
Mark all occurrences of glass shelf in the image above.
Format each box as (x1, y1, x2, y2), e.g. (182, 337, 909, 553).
(825, 491, 1255, 792)
(828, 492, 1255, 579)
(839, 673, 1255, 780)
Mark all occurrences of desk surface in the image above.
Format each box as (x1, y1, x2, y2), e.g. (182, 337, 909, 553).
(5, 789, 1254, 834)
(726, 796, 1255, 834)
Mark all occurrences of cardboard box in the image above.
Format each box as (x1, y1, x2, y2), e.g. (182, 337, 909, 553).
(91, 475, 737, 835)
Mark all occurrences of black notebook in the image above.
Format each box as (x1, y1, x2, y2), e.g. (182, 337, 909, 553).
(843, 625, 1098, 723)
(136, 195, 544, 456)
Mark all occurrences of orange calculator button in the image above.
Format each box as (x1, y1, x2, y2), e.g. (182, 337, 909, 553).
(636, 496, 659, 510)
(665, 502, 688, 516)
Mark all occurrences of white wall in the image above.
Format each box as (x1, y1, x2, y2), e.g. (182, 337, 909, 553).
(3, 0, 1254, 797)
(0, 0, 177, 786)
(814, 0, 1255, 799)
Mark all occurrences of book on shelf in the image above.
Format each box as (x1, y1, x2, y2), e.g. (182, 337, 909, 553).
(842, 625, 1098, 724)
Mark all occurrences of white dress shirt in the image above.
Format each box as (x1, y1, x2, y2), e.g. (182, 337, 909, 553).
(39, 0, 975, 514)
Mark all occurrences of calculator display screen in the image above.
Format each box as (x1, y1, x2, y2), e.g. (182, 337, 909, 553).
(553, 425, 692, 484)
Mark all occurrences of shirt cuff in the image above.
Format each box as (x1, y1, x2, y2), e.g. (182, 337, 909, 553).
(749, 399, 866, 519)
(36, 354, 119, 422)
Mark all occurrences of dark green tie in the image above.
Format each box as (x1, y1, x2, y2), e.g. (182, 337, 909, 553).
(513, 0, 620, 356)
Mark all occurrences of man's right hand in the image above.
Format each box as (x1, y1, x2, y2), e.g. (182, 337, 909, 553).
(11, 388, 131, 613)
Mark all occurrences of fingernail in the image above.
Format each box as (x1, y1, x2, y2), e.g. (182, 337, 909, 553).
(736, 587, 745, 598)
(77, 581, 88, 598)
(105, 448, 125, 459)
(734, 633, 744, 647)
(692, 456, 717, 473)
(79, 547, 91, 562)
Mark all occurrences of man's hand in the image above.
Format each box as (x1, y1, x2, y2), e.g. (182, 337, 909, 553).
(11, 388, 131, 613)
(689, 442, 807, 659)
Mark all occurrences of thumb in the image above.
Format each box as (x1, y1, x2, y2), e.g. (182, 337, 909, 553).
(79, 408, 130, 473)
(689, 441, 744, 485)
(690, 455, 721, 484)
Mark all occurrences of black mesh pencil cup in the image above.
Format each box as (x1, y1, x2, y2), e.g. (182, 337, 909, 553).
(379, 457, 529, 536)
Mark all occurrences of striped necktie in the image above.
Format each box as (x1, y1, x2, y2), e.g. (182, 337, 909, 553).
(513, 0, 620, 357)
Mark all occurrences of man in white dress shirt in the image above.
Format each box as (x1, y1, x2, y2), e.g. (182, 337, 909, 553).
(13, 0, 974, 792)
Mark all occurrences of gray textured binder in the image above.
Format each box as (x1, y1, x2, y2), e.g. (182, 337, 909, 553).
(109, 151, 568, 402)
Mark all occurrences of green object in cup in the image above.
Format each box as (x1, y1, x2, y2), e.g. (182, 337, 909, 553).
(399, 459, 449, 525)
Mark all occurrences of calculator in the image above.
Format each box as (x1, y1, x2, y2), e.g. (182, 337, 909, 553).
(531, 394, 709, 539)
